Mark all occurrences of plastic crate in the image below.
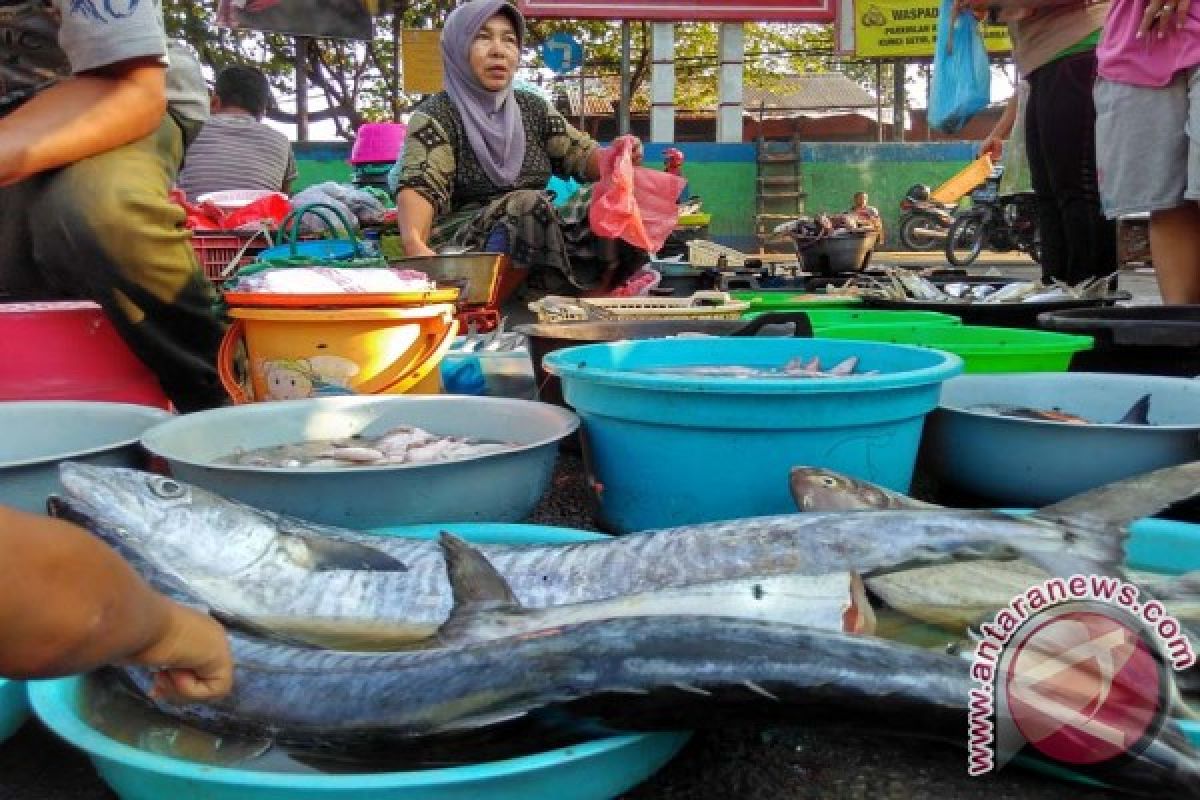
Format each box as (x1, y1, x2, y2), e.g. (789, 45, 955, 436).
(930, 154, 994, 206)
(190, 232, 269, 282)
(686, 240, 748, 268)
(532, 291, 748, 322)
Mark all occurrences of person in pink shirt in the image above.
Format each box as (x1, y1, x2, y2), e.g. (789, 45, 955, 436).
(1095, 0, 1200, 303)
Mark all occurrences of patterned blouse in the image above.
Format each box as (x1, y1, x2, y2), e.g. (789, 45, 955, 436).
(390, 90, 597, 217)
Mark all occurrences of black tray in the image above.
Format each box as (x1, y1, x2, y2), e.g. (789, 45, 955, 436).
(861, 292, 1131, 329)
(1038, 305, 1200, 376)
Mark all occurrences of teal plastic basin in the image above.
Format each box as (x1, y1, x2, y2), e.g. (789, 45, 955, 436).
(0, 402, 172, 514)
(29, 523, 689, 800)
(543, 337, 963, 533)
(0, 679, 28, 743)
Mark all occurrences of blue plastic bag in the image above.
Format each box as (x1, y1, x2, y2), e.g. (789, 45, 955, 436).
(928, 0, 991, 134)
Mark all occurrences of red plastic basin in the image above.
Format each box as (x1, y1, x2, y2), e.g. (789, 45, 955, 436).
(0, 301, 170, 409)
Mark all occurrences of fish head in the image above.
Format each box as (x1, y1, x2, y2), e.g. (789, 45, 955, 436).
(788, 467, 890, 512)
(57, 463, 279, 578)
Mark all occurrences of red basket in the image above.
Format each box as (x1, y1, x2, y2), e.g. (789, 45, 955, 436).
(190, 232, 269, 282)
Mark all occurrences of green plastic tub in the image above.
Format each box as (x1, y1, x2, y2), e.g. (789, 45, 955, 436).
(732, 290, 862, 314)
(818, 324, 1094, 374)
(798, 309, 963, 332)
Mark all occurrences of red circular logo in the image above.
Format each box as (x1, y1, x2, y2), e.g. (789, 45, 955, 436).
(1005, 610, 1163, 765)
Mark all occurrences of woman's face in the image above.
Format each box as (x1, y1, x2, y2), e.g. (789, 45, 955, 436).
(469, 13, 520, 92)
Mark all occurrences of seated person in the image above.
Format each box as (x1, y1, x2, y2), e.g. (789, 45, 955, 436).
(0, 3, 228, 412)
(177, 65, 297, 200)
(848, 191, 885, 241)
(389, 0, 647, 298)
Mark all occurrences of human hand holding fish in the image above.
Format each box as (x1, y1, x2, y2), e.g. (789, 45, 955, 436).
(126, 602, 235, 705)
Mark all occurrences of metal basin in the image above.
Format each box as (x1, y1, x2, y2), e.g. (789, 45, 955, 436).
(0, 402, 171, 514)
(139, 396, 579, 528)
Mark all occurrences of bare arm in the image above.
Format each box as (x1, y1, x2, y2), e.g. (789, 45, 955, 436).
(0, 57, 167, 187)
(979, 94, 1019, 160)
(395, 189, 438, 257)
(0, 506, 232, 702)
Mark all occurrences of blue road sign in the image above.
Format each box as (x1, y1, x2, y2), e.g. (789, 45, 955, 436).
(542, 32, 583, 74)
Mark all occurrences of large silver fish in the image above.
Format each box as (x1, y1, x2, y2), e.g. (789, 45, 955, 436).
(53, 462, 1148, 643)
(788, 466, 1200, 636)
(114, 536, 1200, 798)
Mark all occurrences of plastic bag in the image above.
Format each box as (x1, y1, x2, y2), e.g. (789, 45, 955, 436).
(999, 80, 1034, 195)
(172, 189, 291, 232)
(928, 0, 992, 135)
(588, 136, 687, 254)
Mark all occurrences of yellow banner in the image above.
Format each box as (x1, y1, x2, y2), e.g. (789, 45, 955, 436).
(402, 30, 444, 94)
(854, 0, 1011, 58)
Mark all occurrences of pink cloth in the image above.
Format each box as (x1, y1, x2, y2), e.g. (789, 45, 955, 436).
(1098, 0, 1200, 87)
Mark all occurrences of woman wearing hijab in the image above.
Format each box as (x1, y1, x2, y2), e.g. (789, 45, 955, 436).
(389, 0, 647, 297)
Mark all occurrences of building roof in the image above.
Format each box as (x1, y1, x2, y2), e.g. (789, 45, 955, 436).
(744, 73, 878, 112)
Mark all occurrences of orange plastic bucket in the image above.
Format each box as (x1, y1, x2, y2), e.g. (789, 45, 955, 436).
(217, 303, 458, 404)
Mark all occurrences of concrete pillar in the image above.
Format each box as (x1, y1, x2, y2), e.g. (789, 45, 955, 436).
(716, 23, 744, 143)
(650, 22, 675, 143)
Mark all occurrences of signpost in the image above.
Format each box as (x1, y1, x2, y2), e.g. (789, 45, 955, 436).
(401, 29, 444, 94)
(839, 0, 1011, 57)
(542, 32, 584, 74)
(519, 0, 835, 22)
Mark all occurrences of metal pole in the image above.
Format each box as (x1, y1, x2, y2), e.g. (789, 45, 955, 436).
(875, 60, 883, 143)
(893, 59, 906, 142)
(295, 36, 309, 142)
(619, 21, 631, 136)
(579, 55, 586, 133)
(391, 1, 402, 119)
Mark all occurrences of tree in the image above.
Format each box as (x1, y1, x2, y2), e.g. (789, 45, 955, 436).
(166, 2, 900, 138)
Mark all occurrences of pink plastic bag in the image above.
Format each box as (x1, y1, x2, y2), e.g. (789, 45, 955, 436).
(589, 137, 687, 253)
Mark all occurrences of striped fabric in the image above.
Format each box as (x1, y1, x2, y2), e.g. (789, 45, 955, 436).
(176, 113, 297, 200)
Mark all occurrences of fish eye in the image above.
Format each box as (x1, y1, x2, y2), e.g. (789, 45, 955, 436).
(820, 476, 838, 487)
(152, 478, 186, 499)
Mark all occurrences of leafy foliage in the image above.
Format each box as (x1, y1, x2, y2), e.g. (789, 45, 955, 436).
(166, 2, 897, 138)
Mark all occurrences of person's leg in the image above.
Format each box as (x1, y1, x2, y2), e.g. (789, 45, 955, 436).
(1026, 52, 1118, 285)
(1154, 68, 1200, 305)
(0, 180, 39, 298)
(1149, 204, 1200, 303)
(28, 116, 228, 412)
(1023, 64, 1068, 281)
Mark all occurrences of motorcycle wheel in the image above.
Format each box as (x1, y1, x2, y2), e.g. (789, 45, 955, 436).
(899, 213, 945, 251)
(945, 214, 986, 267)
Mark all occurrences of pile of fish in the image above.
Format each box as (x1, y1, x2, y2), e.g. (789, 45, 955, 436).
(219, 425, 514, 469)
(970, 393, 1153, 426)
(868, 268, 1118, 305)
(47, 460, 1200, 794)
(637, 355, 874, 379)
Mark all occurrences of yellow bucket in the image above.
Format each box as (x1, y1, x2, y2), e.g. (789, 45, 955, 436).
(218, 304, 458, 404)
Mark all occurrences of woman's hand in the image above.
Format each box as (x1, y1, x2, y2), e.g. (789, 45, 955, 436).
(127, 602, 233, 704)
(1140, 0, 1191, 38)
(405, 240, 437, 258)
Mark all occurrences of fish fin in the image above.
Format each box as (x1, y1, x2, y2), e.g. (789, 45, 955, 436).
(1031, 460, 1200, 537)
(209, 609, 328, 650)
(438, 531, 521, 612)
(1117, 393, 1152, 425)
(275, 520, 408, 572)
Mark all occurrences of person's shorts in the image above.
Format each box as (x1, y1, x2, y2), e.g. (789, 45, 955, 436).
(1095, 68, 1200, 219)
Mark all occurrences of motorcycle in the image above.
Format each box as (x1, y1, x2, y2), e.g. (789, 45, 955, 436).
(944, 168, 1041, 267)
(898, 184, 956, 251)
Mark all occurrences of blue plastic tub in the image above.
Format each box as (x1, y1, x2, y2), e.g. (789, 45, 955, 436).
(925, 373, 1200, 506)
(543, 337, 963, 533)
(0, 679, 28, 743)
(29, 523, 689, 800)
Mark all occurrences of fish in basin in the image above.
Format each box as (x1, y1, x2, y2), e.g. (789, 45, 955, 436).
(788, 466, 1200, 640)
(51, 459, 1200, 648)
(967, 393, 1153, 426)
(110, 535, 1200, 798)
